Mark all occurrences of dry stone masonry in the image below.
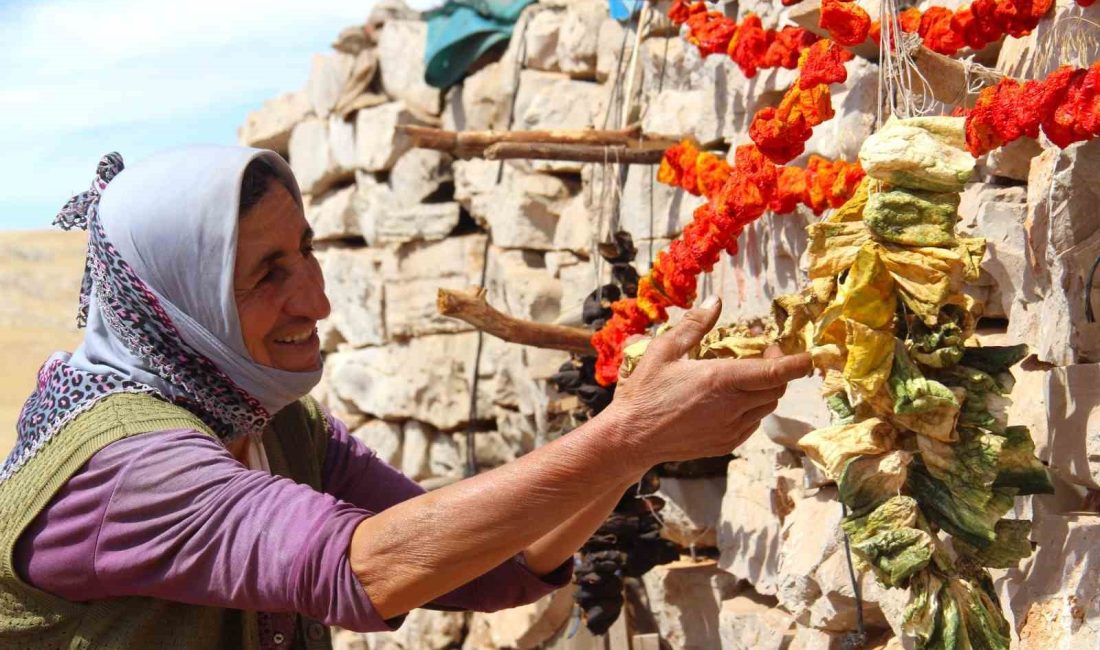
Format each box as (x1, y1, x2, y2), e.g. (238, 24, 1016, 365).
(238, 0, 1100, 647)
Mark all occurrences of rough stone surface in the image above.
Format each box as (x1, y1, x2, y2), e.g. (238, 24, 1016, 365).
(352, 419, 403, 467)
(359, 609, 469, 649)
(522, 8, 565, 72)
(389, 148, 453, 206)
(657, 476, 725, 549)
(463, 586, 575, 649)
(307, 52, 355, 118)
(318, 247, 385, 348)
(1044, 363, 1100, 489)
(377, 20, 441, 115)
(238, 91, 311, 154)
(556, 0, 605, 79)
(289, 116, 356, 195)
(643, 559, 739, 650)
(1020, 142, 1100, 364)
(354, 102, 427, 172)
(455, 161, 577, 249)
(328, 333, 493, 430)
(718, 433, 802, 595)
(306, 184, 360, 241)
(718, 594, 796, 650)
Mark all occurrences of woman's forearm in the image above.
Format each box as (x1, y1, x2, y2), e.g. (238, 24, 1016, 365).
(521, 477, 637, 575)
(349, 410, 638, 620)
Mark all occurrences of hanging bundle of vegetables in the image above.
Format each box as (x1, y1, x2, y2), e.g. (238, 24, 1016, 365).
(773, 116, 1052, 650)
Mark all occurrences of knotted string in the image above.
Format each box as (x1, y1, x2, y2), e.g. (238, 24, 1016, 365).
(54, 152, 125, 327)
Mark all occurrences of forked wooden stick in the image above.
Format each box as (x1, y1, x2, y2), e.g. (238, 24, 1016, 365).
(438, 287, 595, 355)
(482, 142, 668, 164)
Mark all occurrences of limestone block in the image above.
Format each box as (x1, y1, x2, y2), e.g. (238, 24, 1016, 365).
(1021, 142, 1100, 364)
(718, 594, 796, 650)
(368, 0, 420, 28)
(618, 163, 698, 240)
(238, 91, 312, 155)
(557, 259, 603, 323)
(984, 137, 1043, 182)
(377, 20, 441, 115)
(312, 363, 365, 427)
(450, 61, 513, 132)
(717, 433, 803, 595)
(354, 102, 427, 172)
(454, 160, 577, 249)
(1001, 514, 1100, 649)
(486, 248, 564, 323)
(361, 609, 469, 650)
(684, 55, 799, 140)
(318, 247, 385, 347)
(595, 18, 632, 83)
(328, 333, 493, 430)
(776, 487, 892, 632)
(429, 430, 463, 479)
(1045, 363, 1100, 489)
(713, 204, 817, 320)
(800, 57, 878, 162)
(332, 24, 370, 55)
(368, 203, 461, 246)
(306, 184, 360, 241)
(513, 71, 608, 173)
(643, 88, 724, 142)
(640, 37, 695, 102)
(790, 625, 847, 650)
(389, 148, 453, 206)
(956, 184, 1029, 322)
(390, 233, 489, 282)
(523, 7, 564, 72)
(352, 419, 403, 467)
(760, 374, 833, 450)
(289, 116, 356, 195)
(387, 275, 475, 339)
(656, 476, 725, 549)
(642, 559, 740, 650)
(552, 194, 594, 255)
(401, 420, 434, 480)
(556, 0, 605, 78)
(996, 0, 1100, 80)
(463, 584, 575, 649)
(307, 52, 355, 118)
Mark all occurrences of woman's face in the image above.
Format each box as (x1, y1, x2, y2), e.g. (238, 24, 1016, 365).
(233, 181, 330, 372)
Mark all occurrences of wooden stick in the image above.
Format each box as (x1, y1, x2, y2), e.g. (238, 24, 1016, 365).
(399, 125, 650, 153)
(438, 287, 595, 354)
(482, 142, 668, 164)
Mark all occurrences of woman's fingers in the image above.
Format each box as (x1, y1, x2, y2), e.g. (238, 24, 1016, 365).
(711, 352, 813, 390)
(643, 296, 722, 364)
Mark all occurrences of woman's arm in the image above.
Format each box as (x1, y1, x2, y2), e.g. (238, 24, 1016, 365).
(351, 299, 812, 619)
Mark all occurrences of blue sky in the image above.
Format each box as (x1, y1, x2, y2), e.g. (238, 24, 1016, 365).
(0, 0, 434, 231)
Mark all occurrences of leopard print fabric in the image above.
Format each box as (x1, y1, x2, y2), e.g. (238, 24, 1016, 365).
(3, 153, 270, 482)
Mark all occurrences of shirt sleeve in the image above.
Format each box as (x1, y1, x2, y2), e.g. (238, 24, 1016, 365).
(14, 428, 396, 633)
(320, 415, 574, 612)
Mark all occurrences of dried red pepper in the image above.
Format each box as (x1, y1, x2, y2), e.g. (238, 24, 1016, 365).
(820, 0, 872, 46)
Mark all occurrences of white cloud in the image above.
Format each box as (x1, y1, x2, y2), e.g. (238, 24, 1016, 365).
(0, 0, 394, 229)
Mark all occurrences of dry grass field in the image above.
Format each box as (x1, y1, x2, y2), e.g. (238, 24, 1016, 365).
(0, 230, 87, 457)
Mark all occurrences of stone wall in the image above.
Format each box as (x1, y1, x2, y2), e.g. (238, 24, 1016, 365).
(239, 0, 1100, 647)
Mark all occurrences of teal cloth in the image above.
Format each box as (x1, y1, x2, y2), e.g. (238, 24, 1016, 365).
(424, 0, 536, 89)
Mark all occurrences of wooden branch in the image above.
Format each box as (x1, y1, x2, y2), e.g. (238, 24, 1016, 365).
(399, 125, 663, 156)
(482, 142, 669, 164)
(438, 287, 595, 354)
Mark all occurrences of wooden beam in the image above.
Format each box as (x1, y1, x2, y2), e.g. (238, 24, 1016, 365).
(482, 142, 668, 164)
(399, 125, 655, 151)
(437, 287, 595, 355)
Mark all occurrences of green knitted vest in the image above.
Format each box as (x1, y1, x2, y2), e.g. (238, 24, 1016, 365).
(0, 392, 335, 650)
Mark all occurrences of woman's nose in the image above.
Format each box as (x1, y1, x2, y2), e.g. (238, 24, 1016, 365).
(285, 262, 331, 321)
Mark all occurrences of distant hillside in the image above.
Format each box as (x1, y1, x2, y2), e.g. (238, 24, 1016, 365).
(0, 230, 87, 456)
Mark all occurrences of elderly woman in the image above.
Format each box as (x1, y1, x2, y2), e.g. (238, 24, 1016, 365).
(0, 147, 810, 649)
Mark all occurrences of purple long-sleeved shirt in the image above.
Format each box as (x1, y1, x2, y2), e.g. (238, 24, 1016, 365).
(13, 414, 570, 645)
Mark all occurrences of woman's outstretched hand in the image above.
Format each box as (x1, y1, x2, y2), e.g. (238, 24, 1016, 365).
(603, 295, 812, 474)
